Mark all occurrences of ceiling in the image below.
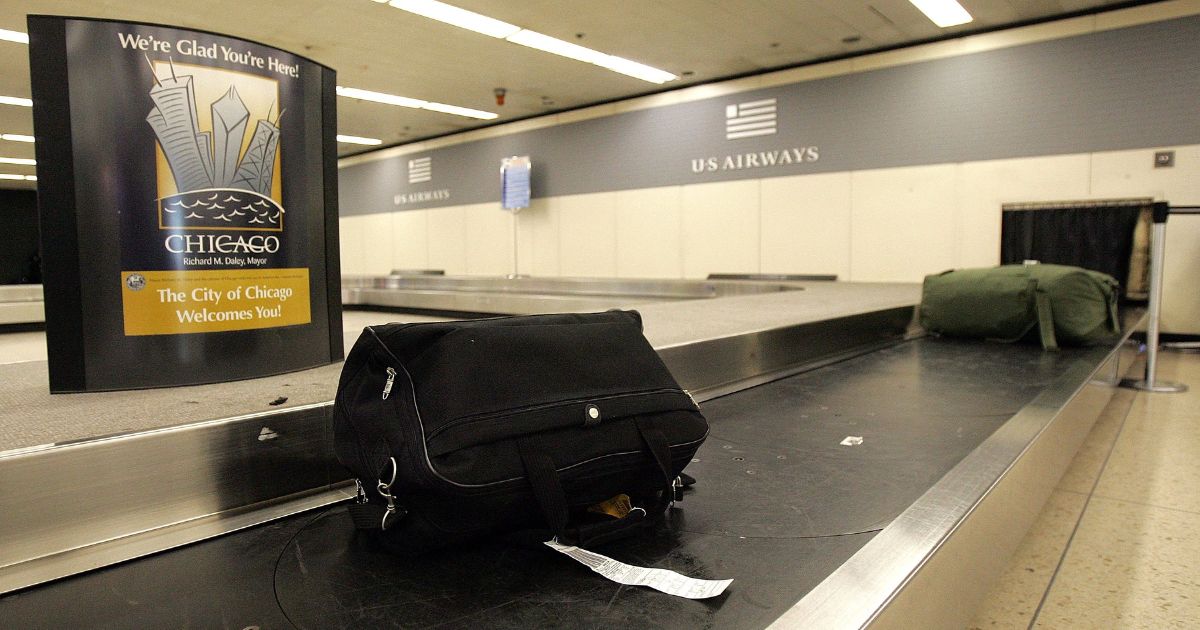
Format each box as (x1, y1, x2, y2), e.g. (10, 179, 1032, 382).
(0, 0, 1140, 190)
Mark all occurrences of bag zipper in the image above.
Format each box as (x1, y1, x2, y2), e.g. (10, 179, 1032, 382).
(424, 387, 687, 441)
(424, 434, 709, 498)
(382, 367, 396, 400)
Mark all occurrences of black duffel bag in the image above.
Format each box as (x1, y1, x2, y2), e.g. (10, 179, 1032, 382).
(333, 310, 709, 553)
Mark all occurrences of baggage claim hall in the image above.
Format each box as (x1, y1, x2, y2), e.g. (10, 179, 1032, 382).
(0, 1, 1197, 628)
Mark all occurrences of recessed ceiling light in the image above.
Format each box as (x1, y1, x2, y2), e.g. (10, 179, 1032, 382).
(0, 173, 36, 181)
(908, 0, 973, 28)
(0, 29, 28, 44)
(336, 86, 425, 108)
(0, 96, 33, 107)
(336, 85, 498, 120)
(502, 29, 677, 83)
(387, 0, 520, 38)
(420, 102, 498, 119)
(0, 133, 34, 143)
(379, 1, 677, 84)
(336, 134, 383, 145)
(505, 29, 606, 64)
(593, 55, 678, 84)
(0, 157, 35, 165)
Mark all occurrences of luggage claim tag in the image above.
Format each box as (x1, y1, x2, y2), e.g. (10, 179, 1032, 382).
(587, 494, 633, 519)
(545, 539, 732, 599)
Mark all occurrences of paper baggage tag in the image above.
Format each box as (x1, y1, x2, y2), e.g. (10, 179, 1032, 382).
(587, 494, 633, 519)
(545, 539, 732, 599)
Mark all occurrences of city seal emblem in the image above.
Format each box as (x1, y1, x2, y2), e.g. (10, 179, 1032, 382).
(125, 273, 147, 291)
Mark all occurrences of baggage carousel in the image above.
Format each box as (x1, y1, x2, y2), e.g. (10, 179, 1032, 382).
(0, 285, 43, 326)
(0, 276, 1142, 628)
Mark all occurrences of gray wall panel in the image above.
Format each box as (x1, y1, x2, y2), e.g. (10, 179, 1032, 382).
(339, 16, 1200, 216)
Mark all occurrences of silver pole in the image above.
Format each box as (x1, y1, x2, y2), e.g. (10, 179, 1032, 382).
(1122, 203, 1187, 393)
(1146, 221, 1164, 383)
(512, 210, 519, 278)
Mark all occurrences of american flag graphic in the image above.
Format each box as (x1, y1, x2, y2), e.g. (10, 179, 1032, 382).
(408, 156, 432, 183)
(725, 98, 777, 140)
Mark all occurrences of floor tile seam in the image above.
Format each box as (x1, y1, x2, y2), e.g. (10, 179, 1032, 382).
(1123, 405, 1200, 415)
(1125, 405, 1200, 419)
(1086, 494, 1200, 517)
(0, 359, 45, 367)
(1052, 423, 1126, 496)
(1026, 387, 1139, 630)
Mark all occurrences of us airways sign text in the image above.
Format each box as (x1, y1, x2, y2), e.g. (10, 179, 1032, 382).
(690, 146, 819, 174)
(394, 189, 451, 205)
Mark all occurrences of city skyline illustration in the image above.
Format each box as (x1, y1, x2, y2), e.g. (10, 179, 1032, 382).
(145, 57, 282, 198)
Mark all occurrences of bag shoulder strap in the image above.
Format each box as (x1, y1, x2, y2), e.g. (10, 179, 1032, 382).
(1034, 286, 1059, 351)
(1106, 290, 1121, 334)
(348, 500, 390, 530)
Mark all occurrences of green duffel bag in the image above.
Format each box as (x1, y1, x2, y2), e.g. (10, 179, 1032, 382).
(919, 263, 1121, 351)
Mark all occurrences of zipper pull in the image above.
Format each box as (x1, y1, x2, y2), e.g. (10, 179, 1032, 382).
(382, 367, 397, 400)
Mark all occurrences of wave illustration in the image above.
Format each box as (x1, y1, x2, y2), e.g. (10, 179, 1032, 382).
(160, 188, 284, 230)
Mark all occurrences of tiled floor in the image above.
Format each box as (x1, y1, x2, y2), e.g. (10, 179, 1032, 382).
(970, 351, 1200, 629)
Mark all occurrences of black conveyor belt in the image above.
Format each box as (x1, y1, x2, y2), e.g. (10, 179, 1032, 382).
(0, 338, 1089, 629)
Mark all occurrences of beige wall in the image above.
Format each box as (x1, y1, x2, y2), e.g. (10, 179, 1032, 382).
(339, 144, 1200, 282)
(337, 1, 1200, 286)
(336, 0, 1200, 340)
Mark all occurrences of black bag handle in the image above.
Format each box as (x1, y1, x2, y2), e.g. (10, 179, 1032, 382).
(516, 436, 571, 534)
(517, 417, 677, 547)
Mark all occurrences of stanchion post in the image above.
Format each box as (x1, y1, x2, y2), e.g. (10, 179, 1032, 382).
(511, 210, 519, 278)
(1122, 201, 1188, 393)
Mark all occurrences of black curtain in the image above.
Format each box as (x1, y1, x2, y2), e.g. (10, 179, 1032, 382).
(0, 189, 41, 284)
(1001, 204, 1144, 292)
